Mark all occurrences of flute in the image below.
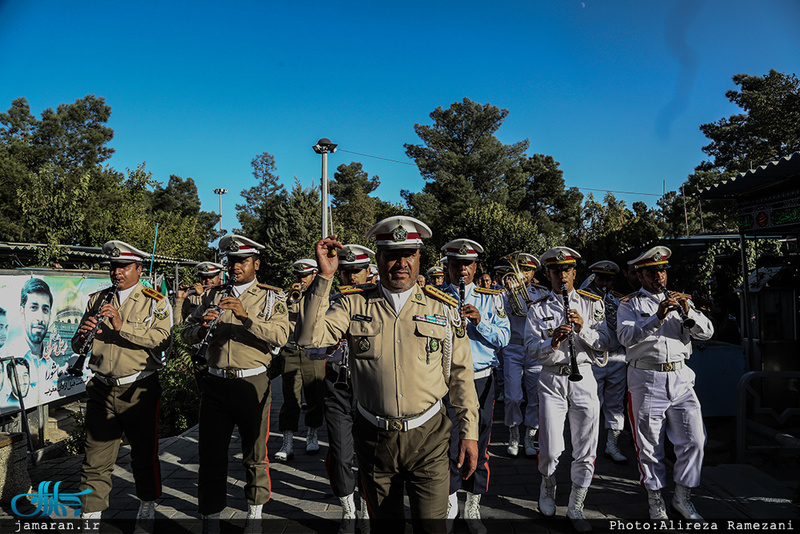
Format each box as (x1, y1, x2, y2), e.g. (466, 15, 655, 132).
(657, 284, 696, 329)
(560, 283, 583, 382)
(67, 278, 120, 377)
(193, 273, 238, 370)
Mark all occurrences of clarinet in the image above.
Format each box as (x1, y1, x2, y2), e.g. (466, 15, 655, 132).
(193, 273, 238, 370)
(560, 283, 583, 382)
(458, 276, 466, 326)
(333, 340, 350, 390)
(67, 278, 120, 377)
(657, 283, 696, 329)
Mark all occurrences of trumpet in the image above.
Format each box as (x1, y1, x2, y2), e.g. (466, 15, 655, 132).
(657, 284, 696, 329)
(501, 251, 533, 316)
(561, 283, 583, 382)
(286, 288, 303, 303)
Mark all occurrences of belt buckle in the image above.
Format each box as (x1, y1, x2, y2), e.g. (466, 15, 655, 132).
(559, 365, 571, 376)
(225, 369, 238, 379)
(662, 362, 675, 372)
(388, 420, 403, 432)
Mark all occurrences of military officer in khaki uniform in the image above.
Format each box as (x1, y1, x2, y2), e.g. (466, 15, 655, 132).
(72, 240, 172, 529)
(182, 234, 290, 530)
(275, 259, 325, 461)
(297, 216, 479, 534)
(174, 261, 223, 324)
(425, 265, 445, 288)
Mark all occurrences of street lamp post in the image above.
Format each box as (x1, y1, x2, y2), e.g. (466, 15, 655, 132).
(313, 138, 337, 238)
(213, 188, 228, 235)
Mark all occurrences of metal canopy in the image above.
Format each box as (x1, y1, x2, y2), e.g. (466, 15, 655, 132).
(0, 241, 197, 268)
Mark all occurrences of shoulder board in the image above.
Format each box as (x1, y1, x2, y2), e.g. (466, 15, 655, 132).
(340, 284, 368, 295)
(576, 289, 601, 301)
(475, 287, 504, 296)
(141, 287, 165, 301)
(257, 283, 282, 292)
(532, 294, 550, 305)
(620, 291, 640, 303)
(611, 290, 625, 298)
(423, 285, 459, 307)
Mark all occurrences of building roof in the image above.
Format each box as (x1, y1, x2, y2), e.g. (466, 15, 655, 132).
(699, 152, 800, 200)
(0, 242, 197, 268)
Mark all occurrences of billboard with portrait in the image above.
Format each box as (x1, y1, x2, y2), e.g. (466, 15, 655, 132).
(0, 272, 111, 415)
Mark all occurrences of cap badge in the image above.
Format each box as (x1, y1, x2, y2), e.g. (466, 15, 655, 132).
(653, 252, 662, 261)
(392, 225, 408, 242)
(459, 244, 469, 256)
(358, 338, 371, 352)
(201, 265, 210, 273)
(229, 242, 240, 252)
(346, 250, 356, 262)
(110, 247, 120, 258)
(556, 251, 566, 261)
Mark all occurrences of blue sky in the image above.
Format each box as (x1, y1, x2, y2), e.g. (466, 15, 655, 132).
(1, 0, 799, 234)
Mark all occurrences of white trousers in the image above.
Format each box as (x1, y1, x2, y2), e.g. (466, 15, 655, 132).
(592, 358, 627, 430)
(502, 344, 541, 429)
(537, 367, 599, 487)
(627, 365, 706, 490)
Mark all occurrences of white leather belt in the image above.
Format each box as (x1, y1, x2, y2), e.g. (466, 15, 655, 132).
(542, 363, 590, 376)
(208, 365, 267, 379)
(93, 370, 154, 387)
(473, 367, 493, 380)
(357, 399, 442, 432)
(631, 360, 684, 372)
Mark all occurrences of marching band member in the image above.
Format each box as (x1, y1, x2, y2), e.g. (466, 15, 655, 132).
(524, 247, 613, 532)
(617, 246, 713, 521)
(442, 238, 510, 534)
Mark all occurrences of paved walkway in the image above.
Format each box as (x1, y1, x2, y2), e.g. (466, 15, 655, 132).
(2, 379, 798, 533)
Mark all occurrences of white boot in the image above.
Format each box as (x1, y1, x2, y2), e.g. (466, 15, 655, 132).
(244, 504, 263, 534)
(338, 493, 356, 534)
(539, 475, 557, 517)
(463, 492, 487, 534)
(524, 427, 538, 457)
(134, 500, 155, 534)
(306, 427, 320, 454)
(647, 489, 668, 520)
(604, 430, 627, 464)
(202, 512, 220, 534)
(672, 484, 704, 521)
(567, 485, 592, 532)
(274, 430, 294, 461)
(446, 492, 458, 534)
(357, 493, 370, 534)
(507, 425, 520, 457)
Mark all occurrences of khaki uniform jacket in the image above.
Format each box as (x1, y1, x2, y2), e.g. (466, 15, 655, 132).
(182, 282, 290, 369)
(297, 275, 479, 441)
(175, 293, 204, 324)
(71, 282, 173, 377)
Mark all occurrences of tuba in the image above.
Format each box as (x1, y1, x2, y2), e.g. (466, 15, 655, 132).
(500, 251, 533, 316)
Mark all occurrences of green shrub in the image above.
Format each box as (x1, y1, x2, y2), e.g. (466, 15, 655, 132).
(64, 409, 86, 455)
(158, 324, 200, 437)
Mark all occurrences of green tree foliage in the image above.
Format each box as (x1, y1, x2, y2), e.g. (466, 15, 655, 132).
(522, 154, 584, 238)
(403, 98, 530, 242)
(578, 194, 660, 264)
(698, 70, 800, 174)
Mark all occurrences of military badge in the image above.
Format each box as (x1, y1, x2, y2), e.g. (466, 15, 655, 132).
(498, 308, 507, 318)
(358, 338, 371, 352)
(459, 243, 469, 256)
(455, 325, 466, 338)
(546, 328, 554, 338)
(274, 302, 287, 315)
(392, 225, 408, 242)
(653, 252, 662, 261)
(111, 247, 120, 257)
(202, 264, 210, 273)
(415, 292, 423, 301)
(229, 242, 240, 252)
(594, 309, 605, 321)
(556, 250, 566, 261)
(154, 307, 169, 320)
(346, 250, 356, 262)
(428, 339, 440, 353)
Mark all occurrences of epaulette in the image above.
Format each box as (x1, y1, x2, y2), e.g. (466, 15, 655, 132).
(423, 285, 459, 307)
(340, 283, 376, 295)
(620, 291, 640, 303)
(611, 290, 625, 298)
(141, 287, 165, 301)
(576, 289, 601, 301)
(257, 283, 282, 292)
(475, 286, 504, 296)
